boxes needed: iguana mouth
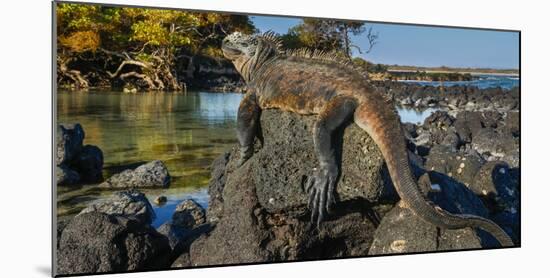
[221,45,242,59]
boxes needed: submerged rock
[57,212,170,275]
[99,160,171,188]
[79,190,156,225]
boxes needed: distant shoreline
[387,69,519,77]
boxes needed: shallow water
[396,107,438,124]
[57,91,240,226]
[56,90,437,227]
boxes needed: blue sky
[250,16,519,69]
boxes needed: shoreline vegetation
[56,3,518,93]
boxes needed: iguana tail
[354,101,514,247]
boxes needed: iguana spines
[226,31,364,76]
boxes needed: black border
[52,1,521,277]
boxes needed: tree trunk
[185,55,196,79]
[342,24,352,60]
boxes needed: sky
[250,15,519,69]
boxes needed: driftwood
[101,48,182,91]
[57,47,184,91]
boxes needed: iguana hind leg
[236,92,261,167]
[306,96,357,226]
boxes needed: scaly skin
[222,32,513,247]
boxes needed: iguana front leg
[306,96,357,226]
[236,91,261,167]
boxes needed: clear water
[57,91,241,226]
[56,90,437,227]
[396,107,438,124]
[397,74,519,90]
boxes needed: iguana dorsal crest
[258,31,363,74]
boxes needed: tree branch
[107,60,151,78]
[364,27,379,54]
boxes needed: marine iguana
[221,31,514,247]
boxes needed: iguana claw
[306,164,338,227]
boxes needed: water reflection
[197,92,241,123]
[57,91,242,220]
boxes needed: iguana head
[222,32,282,81]
[222,32,259,60]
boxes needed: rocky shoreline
[60,75,520,103]
[373,81,519,112]
[56,92,519,274]
[186,108,519,265]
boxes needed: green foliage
[57,4,101,33]
[352,57,369,68]
[127,9,196,47]
[56,2,256,90]
[57,4,103,52]
[371,63,388,73]
[389,70,473,81]
[57,3,254,56]
[280,18,368,58]
[59,31,100,52]
[352,57,388,73]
